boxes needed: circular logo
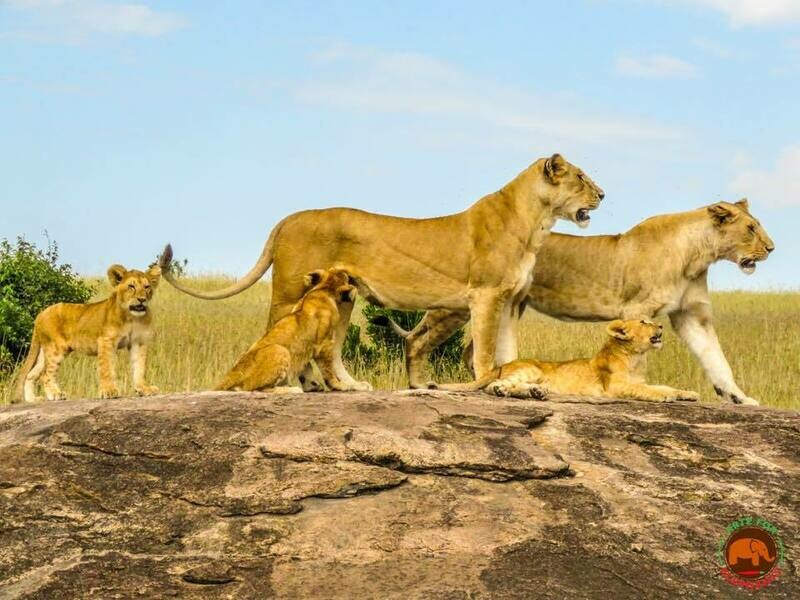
[718,517,785,590]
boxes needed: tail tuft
[158,244,174,272]
[369,315,391,327]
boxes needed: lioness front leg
[97,336,121,399]
[670,305,757,405]
[468,290,509,379]
[131,343,159,396]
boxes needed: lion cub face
[707,199,775,275]
[107,264,161,317]
[542,153,605,229]
[302,267,357,305]
[606,319,664,353]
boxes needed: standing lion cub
[215,267,371,393]
[440,319,700,402]
[13,264,162,403]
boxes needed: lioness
[439,319,700,402]
[215,267,366,393]
[392,199,774,404]
[160,154,604,388]
[13,264,162,402]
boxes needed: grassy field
[1,277,798,409]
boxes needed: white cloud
[2,0,187,37]
[296,42,685,144]
[730,145,800,207]
[673,0,800,26]
[614,54,699,79]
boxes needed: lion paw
[352,380,373,392]
[45,391,67,401]
[135,384,160,397]
[99,385,120,399]
[714,387,759,406]
[674,390,700,402]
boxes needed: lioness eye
[128,284,135,290]
[748,224,756,232]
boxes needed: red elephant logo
[723,526,779,579]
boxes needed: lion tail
[12,330,41,403]
[159,222,281,300]
[368,314,411,339]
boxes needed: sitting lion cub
[441,319,700,402]
[216,267,371,393]
[13,264,162,402]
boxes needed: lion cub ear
[146,264,162,287]
[107,264,127,286]
[734,197,750,211]
[606,320,631,341]
[708,203,736,226]
[544,153,567,183]
[303,269,326,290]
[338,285,357,304]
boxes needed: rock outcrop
[0,391,798,598]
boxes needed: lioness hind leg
[331,303,372,392]
[404,310,469,389]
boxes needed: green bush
[342,304,464,373]
[0,237,92,375]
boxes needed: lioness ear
[146,264,162,287]
[708,203,736,226]
[107,264,127,286]
[544,153,567,182]
[735,197,750,211]
[338,285,357,304]
[606,320,631,341]
[303,269,326,290]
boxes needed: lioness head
[606,319,664,353]
[108,264,161,317]
[707,199,775,275]
[303,267,357,304]
[540,153,604,228]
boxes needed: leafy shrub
[0,237,92,375]
[342,304,465,373]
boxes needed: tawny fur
[440,319,700,402]
[161,154,604,388]
[13,264,162,403]
[399,199,774,404]
[215,268,370,393]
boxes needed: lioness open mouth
[649,335,663,347]
[575,208,591,228]
[129,304,147,313]
[739,258,756,275]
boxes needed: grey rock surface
[0,391,797,598]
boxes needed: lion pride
[160,154,604,388]
[396,199,774,404]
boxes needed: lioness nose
[766,245,775,254]
[598,190,605,200]
[137,297,147,303]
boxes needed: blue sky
[1,0,799,290]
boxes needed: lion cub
[13,264,162,402]
[216,267,370,393]
[443,319,700,402]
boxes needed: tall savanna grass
[1,277,797,409]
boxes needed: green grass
[1,278,798,409]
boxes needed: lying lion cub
[440,319,700,402]
[216,267,371,393]
[13,264,162,402]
